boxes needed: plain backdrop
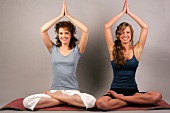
[0,0,170,106]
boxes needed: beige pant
[23,90,96,110]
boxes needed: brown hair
[113,22,134,67]
[54,21,78,49]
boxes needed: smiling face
[58,27,71,45]
[119,26,132,44]
[116,22,134,45]
[55,21,78,48]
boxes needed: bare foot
[43,91,55,98]
[53,91,63,97]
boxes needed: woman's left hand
[121,0,127,14]
[126,0,130,14]
[64,0,69,17]
[107,90,124,99]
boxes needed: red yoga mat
[1,98,170,111]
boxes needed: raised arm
[104,1,127,53]
[126,0,148,54]
[64,1,88,54]
[40,2,65,52]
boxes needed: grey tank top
[50,44,81,90]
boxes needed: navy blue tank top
[111,50,139,89]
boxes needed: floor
[0,110,170,113]
[0,101,170,113]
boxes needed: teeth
[123,38,128,40]
[62,38,67,41]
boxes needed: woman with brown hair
[96,0,162,110]
[22,1,96,110]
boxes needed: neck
[60,44,70,50]
[122,43,131,51]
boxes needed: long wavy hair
[113,22,134,67]
[54,21,78,49]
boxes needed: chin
[121,41,129,44]
[62,41,70,45]
[121,40,131,44]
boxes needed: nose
[122,33,126,37]
[62,33,66,37]
[123,32,128,37]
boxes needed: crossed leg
[96,91,162,110]
[23,90,95,110]
[23,91,65,110]
[34,97,64,109]
[108,91,162,105]
[35,91,86,109]
[96,96,128,110]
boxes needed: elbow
[40,27,47,34]
[83,27,89,33]
[40,27,44,34]
[104,24,107,29]
[145,24,148,29]
[143,24,148,29]
[104,24,109,29]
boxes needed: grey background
[0,0,170,111]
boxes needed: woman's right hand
[64,0,69,17]
[60,0,65,17]
[121,0,127,14]
[126,0,131,14]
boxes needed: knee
[23,96,33,109]
[23,95,40,110]
[96,99,109,110]
[23,94,49,110]
[80,93,96,109]
[151,92,162,104]
[85,95,96,108]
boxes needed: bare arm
[126,0,148,54]
[104,0,127,53]
[40,2,65,52]
[64,1,88,54]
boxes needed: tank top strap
[132,47,134,56]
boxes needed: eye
[65,31,71,34]
[59,32,63,35]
